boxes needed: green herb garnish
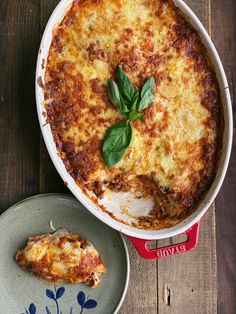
[102,65,155,168]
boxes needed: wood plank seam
[208,0,212,37]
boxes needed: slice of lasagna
[15,229,107,287]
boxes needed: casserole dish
[36,0,233,259]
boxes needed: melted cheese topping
[16,230,106,287]
[44,0,222,229]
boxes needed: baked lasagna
[16,229,107,287]
[42,0,222,229]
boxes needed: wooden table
[0,1,235,313]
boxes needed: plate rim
[0,193,130,314]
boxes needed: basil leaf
[137,77,155,111]
[131,92,139,112]
[102,120,132,168]
[107,79,129,113]
[120,94,130,113]
[129,111,144,121]
[117,65,138,105]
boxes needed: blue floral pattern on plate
[20,285,97,314]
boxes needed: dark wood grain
[216,131,236,314]
[210,1,236,313]
[0,0,40,212]
[39,137,68,193]
[157,206,217,314]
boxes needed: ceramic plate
[0,193,130,314]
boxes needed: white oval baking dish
[35,0,233,259]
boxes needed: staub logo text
[156,245,186,258]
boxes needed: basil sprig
[102,65,155,168]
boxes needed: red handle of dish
[127,221,200,259]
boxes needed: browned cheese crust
[43,0,223,229]
[16,230,107,287]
